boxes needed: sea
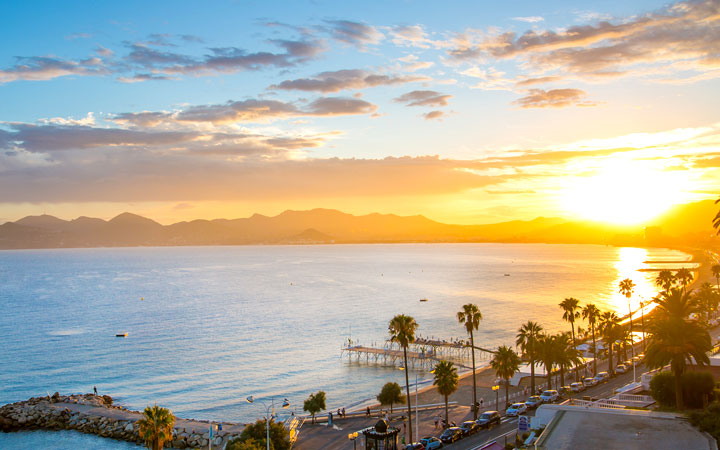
[0,243,695,448]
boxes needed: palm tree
[137,404,175,450]
[676,268,694,292]
[645,317,711,409]
[457,303,482,419]
[554,333,583,386]
[559,298,580,349]
[537,334,556,390]
[600,311,621,374]
[695,282,719,323]
[389,314,418,443]
[619,278,636,360]
[432,360,459,426]
[490,345,521,408]
[655,270,676,293]
[582,304,601,375]
[712,264,720,292]
[713,196,720,234]
[516,321,543,392]
[654,287,699,321]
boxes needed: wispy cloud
[269,69,428,93]
[321,20,384,47]
[513,88,598,108]
[394,90,452,107]
[512,16,544,23]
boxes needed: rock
[125,423,134,432]
[102,395,113,405]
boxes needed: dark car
[475,410,501,429]
[524,395,543,409]
[459,420,479,436]
[440,427,463,443]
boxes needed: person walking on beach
[366,406,370,417]
[434,416,439,429]
[342,407,345,418]
[93,386,97,395]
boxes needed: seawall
[0,393,244,448]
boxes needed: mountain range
[0,200,717,250]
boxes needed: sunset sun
[561,161,688,225]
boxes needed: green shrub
[689,402,720,444]
[226,418,289,450]
[650,371,715,408]
[650,372,676,407]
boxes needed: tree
[714,196,720,233]
[432,360,458,426]
[227,418,290,450]
[676,268,694,292]
[655,270,676,293]
[559,297,581,379]
[554,333,582,386]
[389,314,418,442]
[599,312,622,374]
[536,334,556,390]
[654,287,699,321]
[712,264,720,292]
[490,345,521,407]
[377,382,405,413]
[619,278,636,362]
[457,303,482,419]
[516,321,543,392]
[303,391,326,424]
[582,304,601,375]
[136,404,175,450]
[645,317,711,409]
[694,282,720,323]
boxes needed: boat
[419,298,429,302]
[116,332,128,337]
[504,274,511,276]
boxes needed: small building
[362,419,399,450]
[532,404,716,450]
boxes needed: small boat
[419,298,429,302]
[116,332,128,338]
[504,274,511,276]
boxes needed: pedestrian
[93,386,98,395]
[434,416,439,429]
[342,407,346,418]
[480,397,484,408]
[337,408,341,418]
[524,386,528,396]
[329,412,333,426]
[366,406,370,417]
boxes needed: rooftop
[534,405,716,450]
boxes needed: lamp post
[399,366,422,442]
[246,395,290,450]
[638,298,647,353]
[492,385,499,412]
[348,431,358,450]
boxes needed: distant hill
[0,201,717,250]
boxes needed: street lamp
[492,385,499,412]
[246,395,290,450]
[348,431,359,450]
[399,366,421,442]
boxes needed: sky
[1,0,719,225]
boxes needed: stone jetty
[0,393,245,448]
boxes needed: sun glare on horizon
[561,160,689,226]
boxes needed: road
[440,361,649,450]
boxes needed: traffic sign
[518,415,530,432]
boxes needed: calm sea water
[0,244,691,448]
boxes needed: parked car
[459,420,479,436]
[615,364,628,374]
[476,411,501,429]
[405,444,426,450]
[594,372,610,383]
[525,395,543,409]
[570,382,585,392]
[419,437,443,449]
[506,402,528,417]
[440,427,463,444]
[558,386,573,397]
[540,390,559,403]
[583,377,598,387]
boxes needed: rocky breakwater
[0,392,243,449]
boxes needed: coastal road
[439,361,651,450]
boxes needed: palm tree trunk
[505,379,510,407]
[591,325,597,376]
[390,403,393,413]
[546,362,552,390]
[640,310,645,353]
[560,368,565,387]
[674,368,684,409]
[403,345,413,443]
[444,395,449,427]
[470,330,478,420]
[607,344,613,374]
[530,357,536,392]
